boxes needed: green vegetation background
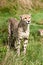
[0,0,43,65]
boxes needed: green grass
[0,11,43,65]
[32,11,43,23]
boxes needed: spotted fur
[8,14,31,56]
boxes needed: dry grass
[0,0,43,11]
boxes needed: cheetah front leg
[24,39,28,55]
[16,39,21,56]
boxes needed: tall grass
[0,1,43,64]
[0,11,43,65]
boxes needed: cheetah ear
[29,14,31,17]
[20,15,23,20]
[20,15,22,19]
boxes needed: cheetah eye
[29,16,30,18]
[25,17,27,19]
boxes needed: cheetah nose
[28,21,30,22]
